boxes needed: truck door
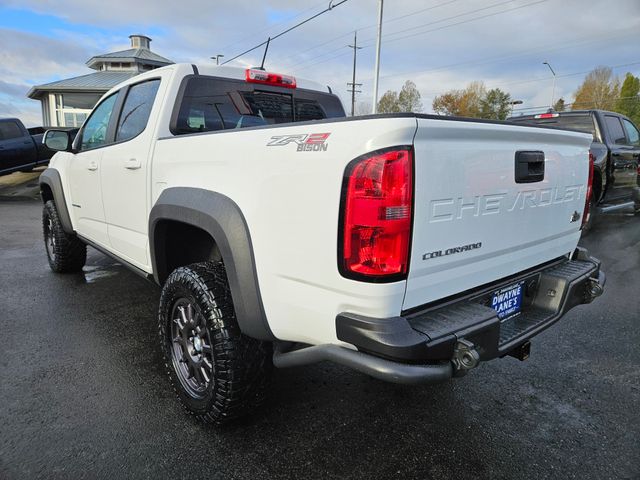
[100,78,162,269]
[621,117,640,184]
[0,120,35,173]
[604,114,639,199]
[66,92,119,245]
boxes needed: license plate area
[491,281,525,320]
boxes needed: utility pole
[347,31,363,117]
[371,0,384,114]
[543,61,556,109]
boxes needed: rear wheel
[158,261,271,424]
[42,200,86,272]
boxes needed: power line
[355,27,637,84]
[285,0,551,71]
[218,0,328,53]
[275,0,463,69]
[221,0,350,66]
[359,0,551,48]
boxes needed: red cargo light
[245,68,296,88]
[581,151,594,230]
[339,147,413,281]
[534,113,560,119]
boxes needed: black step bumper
[319,247,604,383]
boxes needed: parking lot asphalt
[0,191,638,479]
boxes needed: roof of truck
[509,109,621,120]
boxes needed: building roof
[86,48,174,69]
[27,71,138,99]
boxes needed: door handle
[124,158,141,170]
[87,160,98,171]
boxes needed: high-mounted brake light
[339,147,413,281]
[534,113,560,119]
[245,68,296,88]
[581,152,594,230]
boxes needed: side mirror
[43,129,74,152]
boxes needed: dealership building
[27,35,173,127]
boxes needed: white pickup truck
[40,63,605,424]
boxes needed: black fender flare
[149,187,274,341]
[39,168,74,234]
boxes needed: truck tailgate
[403,118,593,311]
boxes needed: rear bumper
[273,247,604,384]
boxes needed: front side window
[605,115,627,145]
[79,93,118,151]
[0,121,23,140]
[622,119,640,146]
[116,80,161,142]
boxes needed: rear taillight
[581,151,594,229]
[534,113,560,119]
[245,68,296,88]
[339,147,413,281]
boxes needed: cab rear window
[171,76,345,135]
[511,114,597,139]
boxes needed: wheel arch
[149,187,274,341]
[39,168,74,234]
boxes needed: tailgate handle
[515,151,545,183]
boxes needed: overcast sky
[1,0,639,125]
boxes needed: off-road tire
[158,261,272,425]
[42,200,86,273]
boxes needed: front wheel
[158,261,272,424]
[42,200,86,272]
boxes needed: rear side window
[605,115,627,144]
[622,119,640,146]
[116,80,160,142]
[0,121,23,140]
[172,76,344,135]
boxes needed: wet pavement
[0,189,638,479]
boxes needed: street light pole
[543,61,556,109]
[211,54,224,65]
[371,0,384,114]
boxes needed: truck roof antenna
[259,37,271,71]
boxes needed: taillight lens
[339,147,413,281]
[581,151,594,229]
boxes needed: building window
[52,93,98,127]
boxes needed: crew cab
[0,118,60,176]
[509,110,640,225]
[39,64,605,424]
